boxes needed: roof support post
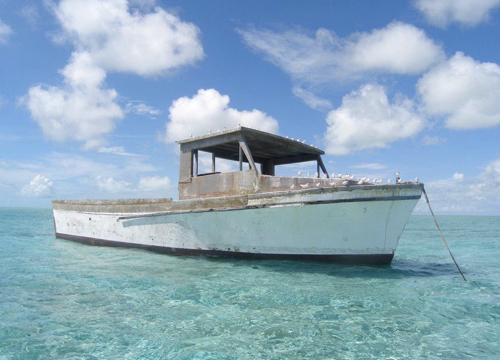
[193,150,198,177]
[212,153,216,173]
[238,136,257,174]
[239,144,243,171]
[317,155,329,178]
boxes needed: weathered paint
[53,185,422,263]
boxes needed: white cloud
[416,159,500,214]
[24,52,123,149]
[421,134,447,146]
[351,163,387,170]
[53,0,204,76]
[346,22,445,75]
[21,175,54,197]
[415,0,500,27]
[165,89,279,143]
[98,146,142,157]
[239,22,443,86]
[198,153,238,173]
[292,86,332,111]
[24,0,203,149]
[138,175,170,191]
[324,84,425,155]
[125,102,162,117]
[96,176,131,193]
[0,19,12,44]
[20,4,40,29]
[418,52,500,130]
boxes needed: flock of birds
[290,171,420,190]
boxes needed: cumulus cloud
[346,22,445,75]
[24,52,123,149]
[53,0,204,76]
[416,158,500,214]
[96,176,131,193]
[24,0,203,149]
[415,0,500,27]
[138,175,170,191]
[21,175,54,197]
[165,89,279,143]
[0,19,12,44]
[239,22,443,87]
[324,84,425,155]
[418,52,500,130]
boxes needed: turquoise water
[1,208,499,359]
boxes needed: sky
[1,0,500,215]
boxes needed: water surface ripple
[0,208,499,359]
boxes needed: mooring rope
[422,186,468,282]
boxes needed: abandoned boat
[53,126,423,264]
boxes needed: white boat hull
[53,185,422,264]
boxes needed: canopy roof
[177,126,324,164]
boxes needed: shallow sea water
[0,208,499,359]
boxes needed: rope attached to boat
[422,186,467,282]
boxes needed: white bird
[291,183,295,189]
[314,172,319,178]
[395,172,400,177]
[302,140,306,144]
[357,179,363,185]
[387,179,392,184]
[291,138,294,140]
[217,129,220,133]
[316,182,321,187]
[209,129,212,134]
[415,177,419,183]
[300,183,309,189]
[329,181,336,186]
[396,178,402,184]
[307,171,311,177]
[322,173,328,179]
[297,171,302,177]
[286,136,289,139]
[342,180,349,186]
[297,138,300,142]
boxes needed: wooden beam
[193,150,199,177]
[239,145,243,171]
[317,155,329,178]
[239,135,257,174]
[180,132,241,151]
[273,154,319,166]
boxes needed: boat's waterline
[53,185,422,264]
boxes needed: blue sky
[1,0,500,214]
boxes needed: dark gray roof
[177,126,324,164]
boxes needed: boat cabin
[177,126,329,200]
